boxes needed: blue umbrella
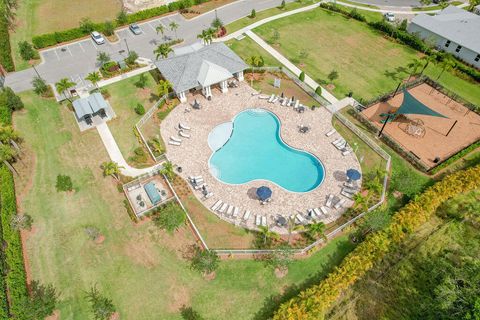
[346,169,361,181]
[256,186,272,201]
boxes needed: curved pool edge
[207,108,326,194]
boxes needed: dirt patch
[123,0,174,12]
[45,310,60,320]
[326,84,336,91]
[20,226,37,285]
[95,234,106,244]
[110,311,120,320]
[203,271,216,281]
[274,267,288,278]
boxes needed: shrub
[134,73,148,88]
[250,9,256,18]
[180,306,206,320]
[153,201,186,233]
[134,103,145,115]
[20,281,58,320]
[189,245,220,275]
[328,70,339,82]
[85,285,116,320]
[125,51,139,66]
[1,87,24,111]
[116,10,128,25]
[103,21,115,36]
[55,174,73,192]
[129,146,148,164]
[18,41,39,61]
[0,13,14,71]
[32,76,49,96]
[299,71,305,82]
[315,86,322,95]
[79,17,95,33]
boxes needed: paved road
[5,0,299,92]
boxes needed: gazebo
[154,42,248,102]
[72,92,108,125]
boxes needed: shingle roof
[72,92,107,119]
[410,6,480,53]
[154,43,248,93]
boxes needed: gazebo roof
[72,92,107,119]
[396,89,448,118]
[197,60,233,88]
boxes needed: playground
[362,82,480,169]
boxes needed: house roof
[410,6,480,53]
[154,42,248,93]
[72,92,107,119]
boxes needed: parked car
[91,31,105,45]
[384,12,395,22]
[129,23,142,35]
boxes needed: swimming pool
[208,109,325,193]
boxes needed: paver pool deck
[160,83,361,234]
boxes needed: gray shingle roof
[410,6,480,53]
[72,92,107,119]
[154,43,248,93]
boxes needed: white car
[384,12,395,22]
[91,31,105,45]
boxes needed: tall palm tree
[156,24,165,40]
[169,21,179,39]
[97,51,110,67]
[101,161,123,181]
[55,78,76,102]
[161,161,175,181]
[436,55,456,81]
[85,71,101,89]
[154,43,173,60]
[258,225,280,248]
[197,30,208,45]
[306,222,327,241]
[406,59,422,81]
[420,53,438,75]
[286,216,303,245]
[157,79,172,103]
[246,55,263,87]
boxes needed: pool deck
[160,83,361,234]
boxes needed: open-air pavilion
[154,42,248,102]
[72,92,115,131]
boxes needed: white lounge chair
[281,98,288,106]
[261,216,267,227]
[267,94,275,103]
[189,175,202,181]
[308,208,319,219]
[179,130,190,138]
[219,203,228,213]
[293,100,300,109]
[255,215,261,226]
[320,206,329,215]
[243,210,251,221]
[325,129,336,137]
[343,187,358,194]
[170,136,181,143]
[179,123,190,130]
[334,198,347,209]
[342,149,352,156]
[168,140,181,146]
[192,178,204,185]
[341,190,354,199]
[271,96,279,103]
[335,141,347,150]
[227,205,234,216]
[296,214,305,224]
[332,138,343,146]
[233,207,239,218]
[313,208,322,218]
[344,181,358,189]
[194,183,206,190]
[326,194,334,208]
[211,200,222,211]
[204,192,213,199]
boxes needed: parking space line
[54,50,60,60]
[66,46,73,56]
[90,40,99,50]
[78,42,85,52]
[148,22,156,32]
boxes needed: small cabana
[72,92,108,125]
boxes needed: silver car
[91,31,105,45]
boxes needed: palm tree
[211,17,223,31]
[101,161,123,181]
[420,53,438,75]
[0,125,20,144]
[85,71,101,89]
[353,193,370,212]
[306,222,327,241]
[157,79,172,103]
[154,43,173,60]
[468,0,480,11]
[286,216,303,245]
[246,55,263,87]
[258,225,280,248]
[169,21,179,39]
[160,161,175,181]
[156,24,165,40]
[97,51,110,67]
[406,59,422,81]
[436,55,456,81]
[0,143,17,164]
[197,29,214,45]
[55,78,76,101]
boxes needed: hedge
[273,165,480,319]
[0,6,14,72]
[32,0,212,48]
[430,140,480,174]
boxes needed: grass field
[251,7,480,104]
[227,37,280,67]
[10,0,121,70]
[13,91,357,319]
[412,1,463,11]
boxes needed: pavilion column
[236,71,244,81]
[220,80,228,93]
[177,91,187,103]
[202,86,212,99]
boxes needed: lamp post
[378,113,393,137]
[32,64,41,78]
[124,38,130,54]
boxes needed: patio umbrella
[277,216,287,226]
[256,186,272,201]
[346,169,361,181]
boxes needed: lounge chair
[189,175,202,181]
[267,94,275,103]
[325,129,336,137]
[341,190,354,199]
[192,178,204,185]
[293,100,300,109]
[227,205,234,216]
[194,183,206,190]
[281,98,288,106]
[308,208,319,219]
[219,203,228,213]
[258,94,270,99]
[170,136,181,143]
[204,192,213,199]
[344,181,358,189]
[179,123,190,130]
[261,216,267,227]
[320,206,329,215]
[233,207,239,218]
[343,187,358,194]
[296,214,305,224]
[211,200,222,211]
[255,215,261,226]
[335,141,347,150]
[179,130,190,138]
[168,140,181,146]
[342,149,352,156]
[332,138,343,146]
[243,210,251,221]
[272,96,279,103]
[326,194,334,207]
[313,208,322,218]
[334,198,346,209]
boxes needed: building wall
[408,23,480,69]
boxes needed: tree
[153,201,186,233]
[135,73,148,89]
[328,70,339,82]
[55,174,73,192]
[399,19,408,31]
[299,71,305,82]
[103,20,115,36]
[125,50,138,65]
[85,71,101,89]
[1,87,24,111]
[3,0,19,28]
[407,59,422,81]
[10,213,33,231]
[250,9,256,18]
[101,161,122,181]
[20,281,58,320]
[157,79,172,102]
[353,193,370,212]
[31,76,49,96]
[246,55,264,87]
[420,52,438,74]
[161,161,175,180]
[468,0,480,11]
[154,43,173,60]
[286,216,303,245]
[189,245,220,275]
[305,222,327,241]
[116,10,128,25]
[96,51,110,67]
[257,225,280,248]
[315,86,322,96]
[271,29,280,43]
[156,24,165,39]
[299,49,309,61]
[180,305,205,320]
[54,78,76,102]
[264,245,294,275]
[134,103,145,115]
[436,55,456,81]
[85,285,116,320]
[79,17,95,33]
[18,41,38,61]
[197,28,215,45]
[211,17,223,30]
[169,21,180,38]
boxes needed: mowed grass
[252,8,480,104]
[13,91,356,319]
[227,37,280,67]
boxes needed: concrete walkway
[96,122,161,177]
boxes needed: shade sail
[396,89,448,119]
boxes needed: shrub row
[32,0,212,48]
[319,3,366,22]
[429,140,480,174]
[0,5,14,72]
[273,165,480,320]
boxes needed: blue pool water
[209,109,324,192]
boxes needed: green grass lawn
[227,37,280,67]
[104,72,158,166]
[13,91,356,319]
[251,7,480,105]
[412,1,463,11]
